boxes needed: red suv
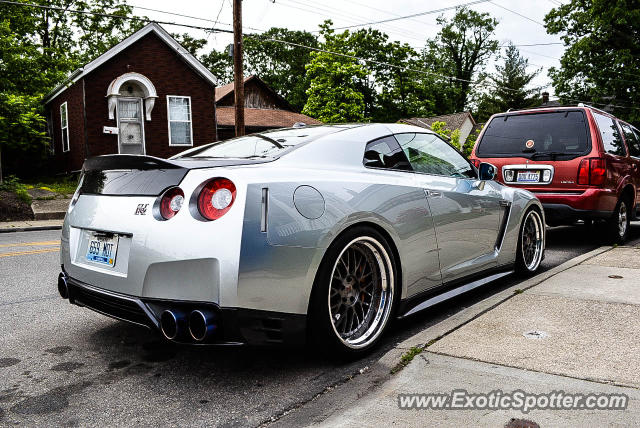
[470,105,640,243]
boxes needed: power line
[276,0,429,42]
[332,0,493,30]
[6,0,639,109]
[499,42,562,47]
[342,0,439,29]
[487,1,545,26]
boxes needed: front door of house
[117,98,145,155]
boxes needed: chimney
[542,92,550,104]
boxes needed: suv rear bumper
[542,204,611,224]
[534,188,617,224]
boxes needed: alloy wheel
[521,210,544,272]
[618,201,628,238]
[328,237,394,349]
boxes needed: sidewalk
[0,219,63,233]
[288,246,640,427]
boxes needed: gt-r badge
[525,139,535,149]
[135,203,149,215]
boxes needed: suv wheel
[608,197,630,244]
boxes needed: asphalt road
[1,223,639,427]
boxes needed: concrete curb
[0,225,63,233]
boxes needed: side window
[395,133,476,178]
[593,113,626,156]
[363,136,411,171]
[60,102,69,152]
[620,123,640,158]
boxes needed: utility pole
[233,0,245,137]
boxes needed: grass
[513,288,524,295]
[390,346,424,374]
[24,175,78,197]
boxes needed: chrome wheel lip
[521,210,544,272]
[328,236,394,349]
[618,201,628,238]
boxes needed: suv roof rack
[577,103,611,116]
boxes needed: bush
[0,175,32,205]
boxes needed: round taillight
[159,187,184,220]
[197,178,236,221]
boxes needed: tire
[308,226,398,357]
[515,208,545,275]
[607,197,630,244]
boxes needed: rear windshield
[477,111,590,158]
[177,126,340,159]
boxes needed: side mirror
[478,162,497,181]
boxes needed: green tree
[0,94,46,183]
[305,21,436,122]
[476,43,541,121]
[172,33,207,56]
[244,28,318,112]
[302,24,367,123]
[201,28,318,111]
[200,47,234,85]
[426,7,499,112]
[545,0,640,124]
[431,121,461,149]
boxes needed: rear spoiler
[82,154,183,171]
[80,155,187,196]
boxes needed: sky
[128,0,567,98]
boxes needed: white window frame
[60,102,70,152]
[166,95,193,147]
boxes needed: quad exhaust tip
[58,273,69,299]
[188,310,217,342]
[160,310,186,340]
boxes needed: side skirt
[397,267,514,318]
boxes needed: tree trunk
[0,145,3,185]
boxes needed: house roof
[400,111,476,130]
[216,107,321,129]
[215,75,294,111]
[43,23,217,104]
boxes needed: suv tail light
[590,158,606,185]
[577,158,606,186]
[197,178,236,221]
[158,187,184,220]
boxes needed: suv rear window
[476,111,590,158]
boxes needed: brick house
[215,75,321,140]
[43,23,218,173]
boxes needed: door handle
[424,189,442,198]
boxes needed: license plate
[86,233,119,267]
[517,171,540,183]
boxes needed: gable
[215,75,293,111]
[43,23,215,104]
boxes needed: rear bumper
[541,204,611,224]
[61,270,307,346]
[534,188,617,223]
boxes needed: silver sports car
[58,123,545,355]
